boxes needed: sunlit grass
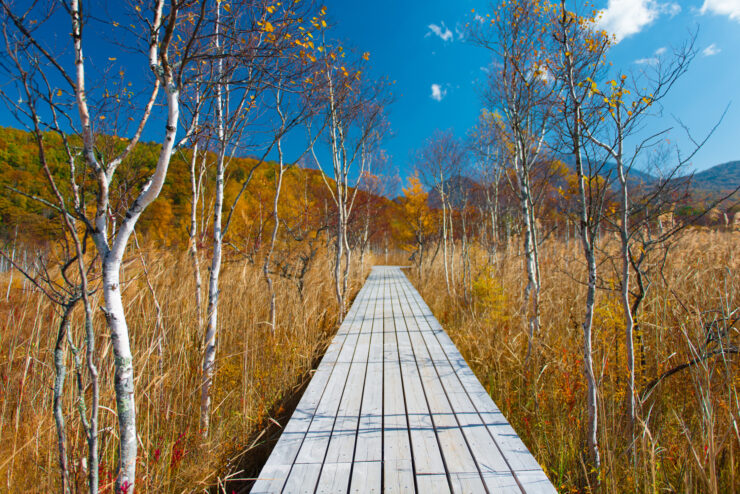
[0,247,365,492]
[410,229,739,493]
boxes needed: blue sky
[1,1,737,185]
[317,0,740,181]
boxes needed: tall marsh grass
[0,247,363,492]
[410,229,739,493]
[1,230,737,493]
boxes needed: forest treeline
[1,124,736,252]
[0,125,395,249]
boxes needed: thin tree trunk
[518,165,540,361]
[201,2,225,438]
[53,305,72,494]
[568,75,601,472]
[615,124,636,427]
[360,200,370,270]
[342,225,351,304]
[82,292,99,494]
[5,226,17,301]
[582,238,601,473]
[264,89,286,331]
[441,193,451,295]
[449,206,457,287]
[461,208,471,303]
[334,206,345,318]
[188,128,204,340]
[201,147,224,437]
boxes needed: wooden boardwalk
[252,266,556,493]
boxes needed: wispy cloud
[426,22,453,42]
[455,23,465,41]
[700,0,740,21]
[634,46,666,65]
[702,43,721,56]
[430,84,447,102]
[597,0,681,42]
[661,3,682,17]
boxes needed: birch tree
[0,1,205,490]
[310,43,388,318]
[0,24,106,489]
[181,84,209,340]
[199,0,324,436]
[470,110,507,262]
[417,129,466,296]
[469,0,554,358]
[550,2,611,473]
[263,71,321,331]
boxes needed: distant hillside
[560,156,739,202]
[687,161,740,192]
[557,155,655,189]
[0,125,398,247]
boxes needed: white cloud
[661,3,682,17]
[455,24,465,41]
[634,46,665,65]
[700,0,740,21]
[430,84,447,102]
[702,43,721,56]
[597,1,681,42]
[426,22,453,42]
[634,57,659,65]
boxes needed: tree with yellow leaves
[468,0,555,362]
[400,172,437,281]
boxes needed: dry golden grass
[1,230,737,493]
[0,247,365,492]
[409,229,739,493]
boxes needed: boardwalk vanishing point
[252,266,557,493]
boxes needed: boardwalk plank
[349,461,382,493]
[315,462,352,494]
[382,274,415,492]
[282,463,322,494]
[322,277,378,466]
[388,278,447,479]
[353,303,383,464]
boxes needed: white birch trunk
[201,3,225,436]
[188,112,203,338]
[53,308,71,494]
[82,294,99,494]
[441,188,451,295]
[334,206,346,317]
[615,127,636,426]
[264,89,287,331]
[515,154,540,360]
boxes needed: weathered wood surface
[252,266,556,493]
